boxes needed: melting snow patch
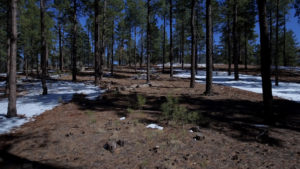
[0,80,104,135]
[120,117,126,121]
[175,70,300,103]
[146,124,163,130]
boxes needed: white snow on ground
[0,79,104,134]
[272,66,300,72]
[146,124,164,130]
[120,117,126,121]
[175,70,300,103]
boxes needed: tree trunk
[190,0,196,88]
[283,11,287,66]
[275,0,279,86]
[94,0,100,85]
[59,24,63,71]
[140,30,144,68]
[146,0,151,83]
[40,0,48,95]
[169,0,173,78]
[72,0,77,82]
[204,0,213,95]
[227,5,232,76]
[244,31,248,71]
[195,9,199,75]
[181,20,184,70]
[163,15,166,73]
[5,1,11,96]
[134,27,137,72]
[233,0,239,80]
[269,6,273,65]
[257,0,273,118]
[111,19,114,75]
[100,0,106,79]
[7,0,18,117]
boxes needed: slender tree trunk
[257,0,273,118]
[59,24,63,71]
[283,11,287,66]
[7,0,17,117]
[140,30,144,68]
[190,0,196,88]
[244,31,248,71]
[233,0,239,80]
[163,15,166,73]
[275,0,279,86]
[146,0,151,83]
[269,6,273,65]
[5,1,11,96]
[40,0,48,95]
[227,8,232,76]
[195,9,199,75]
[134,27,137,72]
[204,0,213,95]
[72,0,77,82]
[111,19,114,75]
[94,0,100,85]
[181,21,184,70]
[100,0,106,79]
[169,0,173,78]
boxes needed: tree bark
[5,1,11,96]
[244,31,248,71]
[233,0,239,80]
[181,20,184,70]
[227,5,232,76]
[190,0,196,88]
[204,0,213,95]
[111,19,114,76]
[100,0,106,80]
[59,24,63,71]
[163,15,166,73]
[7,0,18,117]
[169,0,173,78]
[40,0,48,95]
[275,0,279,86]
[283,11,287,66]
[140,30,144,68]
[146,0,151,83]
[72,0,77,82]
[94,0,100,85]
[257,0,273,118]
[134,27,137,72]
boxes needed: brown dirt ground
[0,66,300,169]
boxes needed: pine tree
[7,0,17,117]
[204,0,213,95]
[257,0,273,118]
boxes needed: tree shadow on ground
[70,90,300,147]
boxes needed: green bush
[161,96,205,124]
[136,94,146,109]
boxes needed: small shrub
[160,96,207,125]
[136,94,146,109]
[127,108,135,114]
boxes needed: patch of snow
[0,80,104,135]
[120,117,126,120]
[146,124,164,130]
[0,73,6,77]
[252,124,269,128]
[189,130,194,133]
[175,70,300,103]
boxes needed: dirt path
[0,67,300,169]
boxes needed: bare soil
[0,66,300,169]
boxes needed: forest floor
[0,66,300,169]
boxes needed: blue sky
[79,8,300,46]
